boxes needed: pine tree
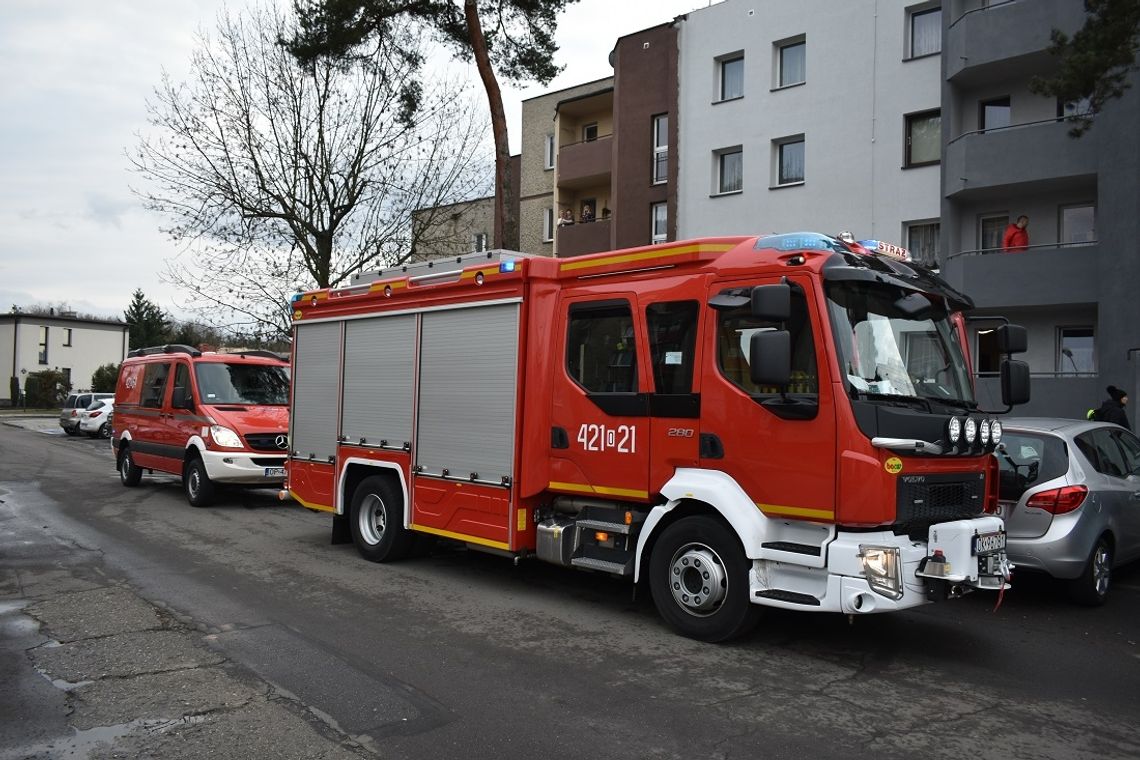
[123,289,170,350]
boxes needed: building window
[773,136,805,186]
[1058,327,1095,375]
[543,134,555,170]
[472,232,487,252]
[908,6,942,58]
[775,38,806,88]
[582,123,598,142]
[906,221,940,266]
[63,328,73,347]
[979,97,1011,131]
[38,326,48,365]
[1060,204,1096,245]
[905,109,940,167]
[715,148,743,194]
[652,114,668,185]
[718,54,744,101]
[543,207,554,243]
[651,202,667,244]
[978,214,1008,251]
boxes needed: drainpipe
[1127,348,1140,430]
[10,314,19,405]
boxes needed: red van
[113,345,290,506]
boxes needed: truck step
[754,589,822,606]
[760,541,821,556]
[575,519,630,535]
[571,557,632,576]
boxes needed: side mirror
[1000,359,1031,406]
[172,387,194,410]
[751,284,791,322]
[997,324,1027,355]
[749,330,791,387]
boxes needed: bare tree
[131,3,492,336]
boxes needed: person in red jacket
[1002,215,1029,252]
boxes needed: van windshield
[195,363,290,406]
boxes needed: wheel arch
[339,458,409,524]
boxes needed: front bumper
[199,448,286,485]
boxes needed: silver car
[996,418,1140,605]
[59,392,113,436]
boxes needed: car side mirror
[997,324,1027,355]
[1000,359,1030,406]
[751,284,791,322]
[749,330,791,387]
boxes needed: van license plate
[264,467,285,478]
[972,531,1006,555]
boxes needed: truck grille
[896,472,987,532]
[245,432,289,452]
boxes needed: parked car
[996,418,1140,605]
[59,392,113,436]
[77,399,114,439]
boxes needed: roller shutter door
[341,315,416,446]
[291,322,342,461]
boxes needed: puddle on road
[12,716,207,759]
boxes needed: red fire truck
[285,233,1029,641]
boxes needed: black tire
[1069,537,1112,606]
[63,426,78,437]
[118,447,142,487]
[183,457,216,508]
[99,422,111,439]
[649,515,761,642]
[349,475,413,562]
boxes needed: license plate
[264,467,285,478]
[972,531,1006,555]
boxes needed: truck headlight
[858,545,903,600]
[209,425,243,449]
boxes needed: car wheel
[99,422,111,439]
[649,515,761,642]
[1069,537,1113,606]
[349,475,413,563]
[184,457,216,508]
[63,426,78,437]
[118,448,142,487]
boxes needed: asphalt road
[2,419,1139,760]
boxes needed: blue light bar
[499,259,518,273]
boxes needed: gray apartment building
[938,0,1140,425]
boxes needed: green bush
[25,369,71,408]
[91,363,120,393]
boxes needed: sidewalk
[0,485,370,759]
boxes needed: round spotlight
[990,420,1003,445]
[979,419,991,445]
[947,417,962,444]
[964,418,978,444]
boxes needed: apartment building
[938,0,1139,422]
[1,310,129,404]
[675,0,944,264]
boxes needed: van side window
[567,301,638,393]
[140,362,172,409]
[646,301,699,394]
[716,287,817,396]
[172,364,192,408]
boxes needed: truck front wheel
[649,516,760,642]
[350,476,413,562]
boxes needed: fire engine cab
[286,233,1029,641]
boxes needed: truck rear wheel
[649,516,760,642]
[350,476,413,562]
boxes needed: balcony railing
[557,217,612,258]
[940,241,1100,309]
[946,239,1098,261]
[558,134,613,189]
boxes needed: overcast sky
[0,0,711,322]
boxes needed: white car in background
[77,399,114,439]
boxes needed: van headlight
[209,425,243,448]
[858,545,903,600]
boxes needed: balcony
[941,242,1100,309]
[556,218,612,258]
[557,135,613,190]
[946,0,1086,85]
[944,119,1096,200]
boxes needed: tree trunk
[464,1,515,250]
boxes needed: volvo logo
[275,434,288,450]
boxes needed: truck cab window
[716,287,817,396]
[567,302,638,393]
[646,301,699,393]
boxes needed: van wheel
[349,476,413,562]
[184,457,216,508]
[649,516,761,642]
[118,448,142,487]
[1069,537,1112,606]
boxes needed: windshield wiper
[849,390,932,413]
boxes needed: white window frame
[542,207,554,243]
[904,219,940,267]
[472,232,487,252]
[978,212,1009,252]
[582,123,598,142]
[716,53,744,102]
[1059,203,1096,246]
[714,147,743,195]
[906,3,942,59]
[774,36,806,89]
[543,134,555,170]
[652,114,668,185]
[651,202,667,244]
[904,109,941,167]
[772,135,805,187]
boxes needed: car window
[1112,430,1140,476]
[1082,429,1130,478]
[140,362,172,409]
[85,400,105,411]
[996,431,1068,501]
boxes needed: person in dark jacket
[1094,385,1130,430]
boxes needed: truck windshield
[826,281,975,407]
[195,363,290,406]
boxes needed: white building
[675,0,944,264]
[0,311,129,404]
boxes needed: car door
[1108,429,1140,562]
[133,361,176,473]
[1077,429,1134,564]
